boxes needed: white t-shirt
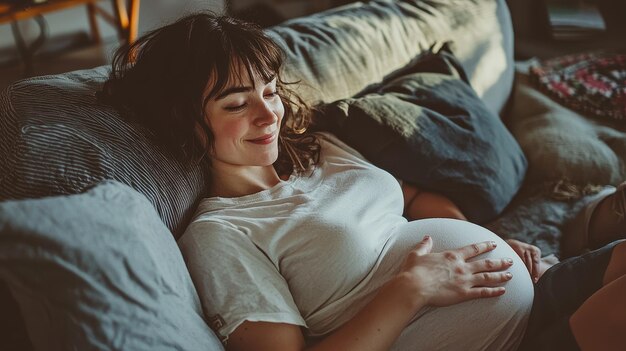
[178,133,533,350]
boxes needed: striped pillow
[0,66,208,237]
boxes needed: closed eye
[224,104,246,112]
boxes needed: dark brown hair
[98,12,319,176]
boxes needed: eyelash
[224,91,279,112]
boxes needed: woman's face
[203,69,284,171]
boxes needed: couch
[1,0,625,349]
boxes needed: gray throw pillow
[0,181,223,351]
[316,49,527,223]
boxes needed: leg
[587,183,626,250]
[127,0,140,43]
[562,182,626,257]
[603,239,626,285]
[569,241,626,351]
[569,275,626,351]
[520,241,623,351]
[86,2,101,44]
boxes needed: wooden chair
[0,0,140,74]
[0,0,140,43]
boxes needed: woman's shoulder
[178,214,247,253]
[313,131,369,162]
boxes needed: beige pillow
[505,72,626,187]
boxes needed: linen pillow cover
[315,47,527,223]
[0,181,223,351]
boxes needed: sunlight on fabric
[472,37,508,102]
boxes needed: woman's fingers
[531,248,541,282]
[456,240,498,260]
[464,286,507,300]
[402,238,516,306]
[468,258,514,272]
[413,235,433,256]
[524,250,533,278]
[472,271,513,287]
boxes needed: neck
[209,164,282,198]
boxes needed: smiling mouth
[247,132,277,145]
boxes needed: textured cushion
[529,52,626,121]
[506,72,626,186]
[269,0,514,115]
[0,67,208,237]
[315,49,527,223]
[0,181,223,351]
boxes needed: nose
[253,100,279,126]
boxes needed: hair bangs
[204,24,283,103]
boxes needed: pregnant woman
[98,12,626,351]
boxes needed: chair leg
[86,2,101,44]
[112,0,129,42]
[110,0,139,44]
[126,0,139,43]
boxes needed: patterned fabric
[530,52,626,120]
[0,67,209,237]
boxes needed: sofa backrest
[270,0,514,115]
[0,0,514,236]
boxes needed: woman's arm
[401,182,466,221]
[226,238,513,351]
[227,276,423,351]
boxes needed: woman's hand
[397,236,514,308]
[505,239,541,283]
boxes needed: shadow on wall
[506,0,626,59]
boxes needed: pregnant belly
[384,219,534,351]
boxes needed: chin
[267,153,279,166]
[257,152,279,166]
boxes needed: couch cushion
[269,0,514,115]
[0,67,208,237]
[506,72,626,186]
[315,48,527,223]
[0,181,223,351]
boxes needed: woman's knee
[603,240,626,285]
[570,274,626,350]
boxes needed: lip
[247,132,277,145]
